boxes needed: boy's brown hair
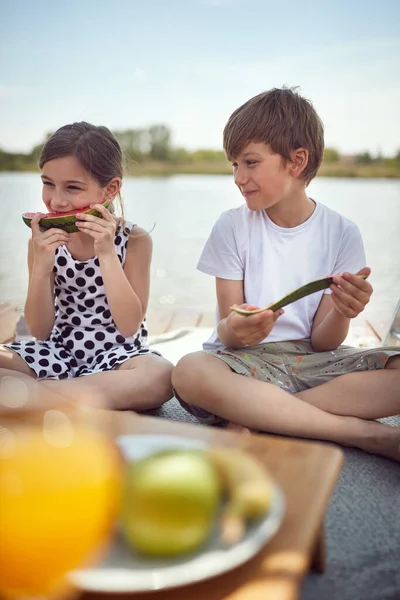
[223,87,324,185]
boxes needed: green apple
[121,449,221,557]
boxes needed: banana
[204,447,274,546]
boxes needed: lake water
[0,173,399,338]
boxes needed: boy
[172,87,400,462]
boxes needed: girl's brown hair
[223,87,324,185]
[39,122,124,216]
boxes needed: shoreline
[1,163,400,179]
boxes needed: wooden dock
[0,303,216,344]
[0,303,20,344]
[145,307,215,336]
[0,302,397,348]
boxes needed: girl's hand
[75,203,117,256]
[31,214,70,273]
[330,267,373,318]
[226,303,284,346]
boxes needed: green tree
[148,125,171,161]
[323,148,340,163]
[113,129,147,162]
[192,149,226,163]
[356,151,373,164]
[169,147,193,164]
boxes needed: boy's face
[231,142,296,211]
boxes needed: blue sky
[1,0,399,155]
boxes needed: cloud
[198,0,238,5]
[132,68,148,83]
[0,85,26,99]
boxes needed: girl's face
[41,156,107,214]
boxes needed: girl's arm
[216,278,282,349]
[99,227,152,338]
[24,239,56,340]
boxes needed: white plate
[69,434,285,593]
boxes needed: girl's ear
[105,177,122,200]
[290,148,309,178]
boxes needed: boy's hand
[226,304,284,346]
[31,214,70,274]
[330,267,373,318]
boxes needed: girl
[0,122,173,410]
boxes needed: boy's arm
[311,294,350,351]
[311,267,372,351]
[216,279,246,348]
[216,278,283,349]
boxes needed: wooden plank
[0,303,19,344]
[383,299,400,346]
[0,307,215,344]
[365,320,382,343]
[146,310,215,335]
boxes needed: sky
[1,0,399,156]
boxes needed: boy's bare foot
[359,421,400,463]
[374,431,400,463]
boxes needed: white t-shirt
[198,201,366,349]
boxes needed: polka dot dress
[6,222,161,380]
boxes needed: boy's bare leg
[42,355,173,411]
[172,352,400,462]
[295,354,400,419]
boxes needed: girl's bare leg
[0,346,173,412]
[42,355,173,411]
[172,352,400,462]
[0,346,36,377]
[0,366,75,415]
[0,349,41,408]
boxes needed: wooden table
[80,413,343,600]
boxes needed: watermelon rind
[22,198,112,233]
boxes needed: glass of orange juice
[0,376,122,599]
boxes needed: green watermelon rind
[22,198,112,233]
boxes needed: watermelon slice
[231,274,369,316]
[22,198,112,233]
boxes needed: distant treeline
[1,124,400,178]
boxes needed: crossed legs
[0,346,173,411]
[172,352,400,462]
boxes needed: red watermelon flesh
[23,205,89,219]
[22,198,112,233]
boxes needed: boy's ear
[290,148,308,177]
[105,177,122,200]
